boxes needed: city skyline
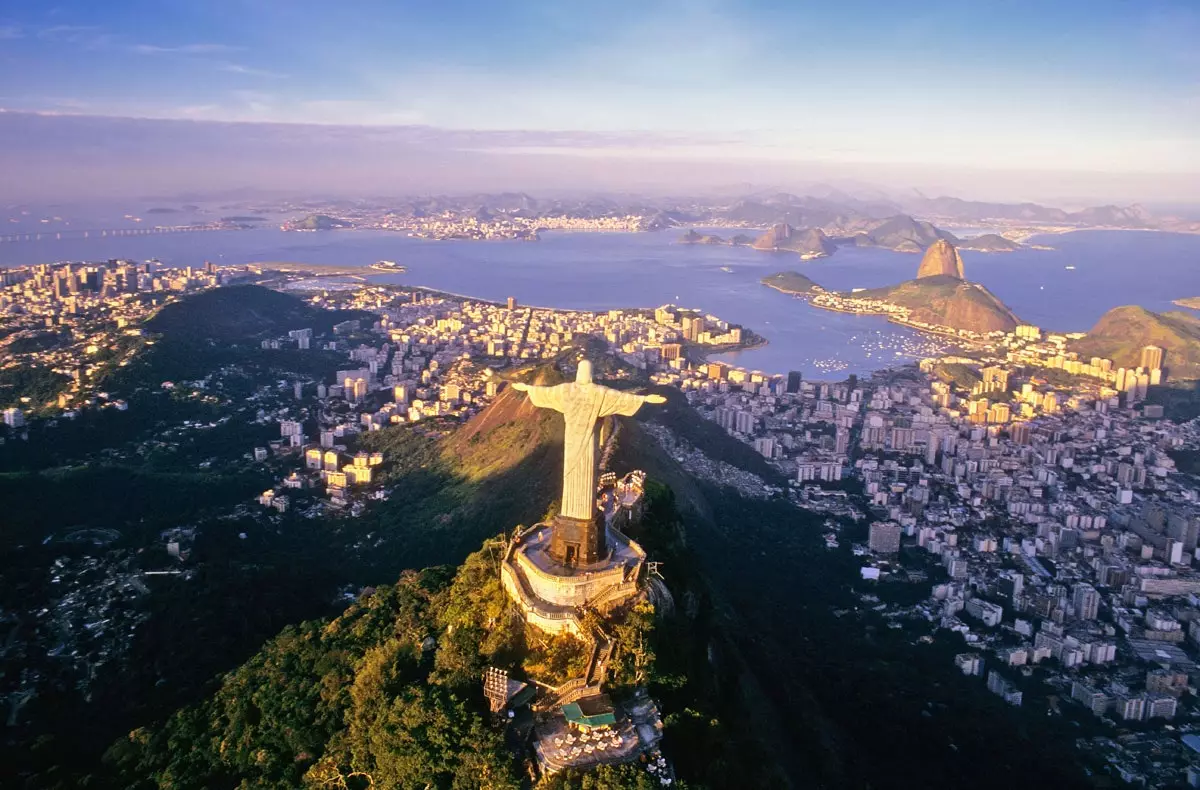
[1,0,1198,202]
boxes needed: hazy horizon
[1,0,1198,205]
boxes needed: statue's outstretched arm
[512,381,566,411]
[599,389,666,417]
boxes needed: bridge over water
[0,225,227,243]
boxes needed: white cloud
[36,24,116,49]
[218,62,287,79]
[132,42,240,55]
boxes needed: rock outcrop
[752,224,835,258]
[916,239,965,279]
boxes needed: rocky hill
[904,195,1071,223]
[853,276,1020,334]
[1070,204,1153,227]
[836,214,958,253]
[751,224,835,258]
[956,233,1021,252]
[1073,306,1200,380]
[679,229,755,246]
[916,239,966,279]
[289,213,353,230]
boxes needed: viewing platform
[502,521,645,637]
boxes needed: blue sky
[0,0,1198,199]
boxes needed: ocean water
[2,226,1199,379]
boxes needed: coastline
[762,282,819,298]
[397,283,775,362]
[758,277,985,344]
[689,335,770,361]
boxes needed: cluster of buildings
[631,313,1200,786]
[9,255,1200,784]
[845,347,1200,785]
[282,208,656,240]
[0,259,232,420]
[999,323,1166,401]
[650,360,860,503]
[809,288,997,341]
[240,290,756,515]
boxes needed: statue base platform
[548,514,605,567]
[501,522,645,637]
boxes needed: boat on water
[1065,265,1076,270]
[720,266,733,272]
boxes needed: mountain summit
[916,239,966,280]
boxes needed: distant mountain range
[684,215,1021,260]
[295,190,1190,234]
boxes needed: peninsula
[795,239,1022,336]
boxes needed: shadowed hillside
[101,286,366,393]
[145,284,368,341]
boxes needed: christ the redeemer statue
[513,360,664,566]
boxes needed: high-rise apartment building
[1141,345,1164,371]
[1072,583,1100,620]
[869,521,902,554]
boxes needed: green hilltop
[1073,305,1200,380]
[145,284,366,341]
[292,213,353,230]
[105,286,371,393]
[956,233,1021,252]
[761,270,824,295]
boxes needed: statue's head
[576,359,593,384]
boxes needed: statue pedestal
[548,514,606,567]
[501,522,645,636]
